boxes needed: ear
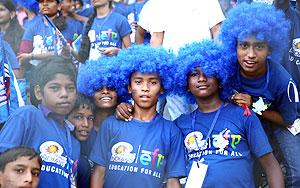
[127,85,132,94]
[34,85,43,101]
[160,87,164,95]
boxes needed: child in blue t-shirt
[89,45,186,188]
[0,57,80,188]
[173,40,284,188]
[220,2,300,187]
[67,93,96,188]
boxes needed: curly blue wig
[219,2,290,63]
[14,0,39,13]
[77,56,122,97]
[173,40,235,104]
[115,45,176,102]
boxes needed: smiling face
[0,156,41,188]
[35,73,77,116]
[128,72,163,110]
[93,86,118,109]
[68,105,94,141]
[188,67,219,101]
[237,36,270,78]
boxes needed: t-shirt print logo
[111,142,136,163]
[292,38,300,58]
[184,131,208,152]
[39,141,68,168]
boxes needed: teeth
[79,131,88,136]
[101,97,112,101]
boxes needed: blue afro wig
[173,40,235,104]
[114,45,176,102]
[219,2,290,63]
[14,0,39,13]
[77,56,123,97]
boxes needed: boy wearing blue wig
[89,45,186,188]
[174,40,284,188]
[220,2,300,187]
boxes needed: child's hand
[116,103,133,121]
[231,93,253,107]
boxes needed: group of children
[0,2,300,188]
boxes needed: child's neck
[196,95,223,113]
[133,105,157,122]
[240,65,267,79]
[94,108,115,131]
[96,4,111,18]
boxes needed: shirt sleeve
[118,16,132,38]
[246,113,273,158]
[0,111,28,152]
[165,124,187,178]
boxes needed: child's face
[37,73,77,116]
[188,68,219,99]
[237,36,270,78]
[38,0,60,17]
[128,72,163,110]
[93,86,118,109]
[68,105,94,141]
[0,156,41,188]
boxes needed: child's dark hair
[29,56,77,106]
[0,146,42,171]
[70,93,95,115]
[0,0,16,12]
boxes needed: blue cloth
[83,12,131,60]
[89,115,186,188]
[175,103,272,188]
[76,129,97,188]
[0,36,22,123]
[0,105,81,188]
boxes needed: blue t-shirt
[175,103,272,188]
[22,16,82,64]
[86,12,131,60]
[237,62,299,126]
[90,115,186,188]
[0,105,80,188]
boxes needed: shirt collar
[38,104,65,125]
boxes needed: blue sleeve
[22,21,35,41]
[0,111,28,152]
[89,118,111,166]
[118,16,131,38]
[165,125,187,178]
[4,41,19,69]
[246,113,273,158]
[276,79,299,124]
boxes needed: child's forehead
[131,72,161,80]
[6,156,40,169]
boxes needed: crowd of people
[0,0,299,188]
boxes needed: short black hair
[0,146,42,172]
[69,93,95,115]
[0,0,16,12]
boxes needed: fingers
[231,93,252,106]
[116,103,133,121]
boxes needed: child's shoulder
[13,105,41,116]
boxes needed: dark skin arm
[231,93,285,126]
[90,165,106,188]
[135,25,145,44]
[258,153,284,188]
[166,178,181,188]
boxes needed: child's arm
[258,153,284,188]
[166,178,181,188]
[90,165,106,188]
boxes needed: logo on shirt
[39,141,67,168]
[111,142,136,163]
[184,131,208,152]
[292,38,300,58]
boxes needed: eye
[15,168,25,174]
[49,86,60,92]
[190,72,198,77]
[151,81,158,85]
[32,170,41,177]
[239,42,248,49]
[74,115,84,120]
[88,116,95,121]
[134,80,142,84]
[67,86,76,92]
[256,44,266,50]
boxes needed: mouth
[77,130,89,137]
[57,102,71,108]
[100,96,112,102]
[196,85,209,89]
[243,60,256,68]
[139,95,151,101]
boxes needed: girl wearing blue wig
[220,2,300,187]
[89,45,186,188]
[173,40,283,188]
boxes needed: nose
[81,117,89,128]
[247,46,256,59]
[23,171,33,185]
[141,83,149,92]
[198,72,207,82]
[101,86,109,94]
[60,87,68,98]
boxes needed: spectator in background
[72,0,131,62]
[0,0,23,56]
